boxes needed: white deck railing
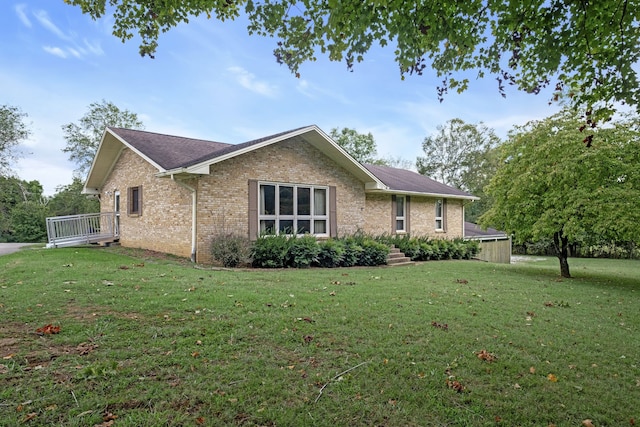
[46,212,118,248]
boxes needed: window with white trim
[395,195,406,232]
[435,198,443,230]
[259,183,328,235]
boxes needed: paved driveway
[0,243,34,256]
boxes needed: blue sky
[1,1,562,195]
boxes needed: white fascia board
[366,188,480,201]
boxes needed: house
[82,125,478,263]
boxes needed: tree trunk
[553,231,571,278]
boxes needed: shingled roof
[87,126,476,200]
[363,164,476,199]
[108,127,232,170]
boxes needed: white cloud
[43,46,67,58]
[228,66,277,97]
[34,9,70,41]
[15,4,31,27]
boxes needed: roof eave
[366,188,480,200]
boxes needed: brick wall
[364,194,464,239]
[194,137,366,263]
[100,148,194,258]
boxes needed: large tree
[329,127,378,164]
[480,110,640,278]
[0,176,46,242]
[48,177,100,217]
[62,100,144,177]
[417,119,499,181]
[0,105,30,176]
[329,127,411,167]
[65,1,639,121]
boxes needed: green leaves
[61,100,144,177]
[66,0,640,118]
[481,109,640,276]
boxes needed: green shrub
[357,239,390,266]
[316,239,345,268]
[286,235,320,268]
[210,233,252,267]
[251,234,291,268]
[340,239,363,267]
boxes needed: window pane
[314,189,326,215]
[279,186,294,215]
[435,199,442,217]
[131,187,139,213]
[260,185,275,215]
[396,196,404,217]
[435,219,443,229]
[279,220,294,234]
[260,220,275,234]
[298,187,311,215]
[298,220,311,234]
[396,220,404,231]
[314,220,327,234]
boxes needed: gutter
[172,175,197,263]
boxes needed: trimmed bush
[210,232,252,267]
[340,239,363,267]
[252,234,291,268]
[357,239,390,266]
[286,235,320,268]
[316,239,345,268]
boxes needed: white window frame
[258,182,329,236]
[395,195,406,233]
[435,198,444,230]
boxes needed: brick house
[82,125,477,263]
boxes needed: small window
[435,198,443,230]
[128,186,142,216]
[395,195,405,232]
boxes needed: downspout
[172,175,197,263]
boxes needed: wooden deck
[46,212,118,248]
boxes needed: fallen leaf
[3,354,15,360]
[22,412,37,423]
[196,417,205,425]
[103,412,118,421]
[529,366,536,374]
[547,373,558,382]
[476,349,497,362]
[582,420,595,427]
[191,352,200,358]
[36,324,61,335]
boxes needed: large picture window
[259,183,328,235]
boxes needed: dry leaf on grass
[36,324,60,335]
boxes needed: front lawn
[1,247,638,426]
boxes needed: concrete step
[386,246,414,266]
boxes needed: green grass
[1,247,638,426]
